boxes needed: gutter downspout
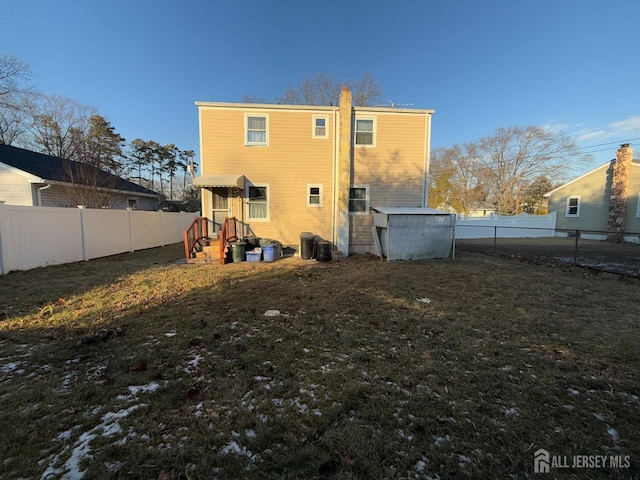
[37,184,52,207]
[421,113,433,208]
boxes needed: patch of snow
[593,413,606,421]
[415,460,427,473]
[417,297,431,304]
[607,426,620,443]
[433,434,451,446]
[41,404,146,480]
[458,454,471,468]
[185,354,204,372]
[568,388,579,396]
[263,310,280,317]
[503,407,519,416]
[1,361,25,375]
[165,332,177,338]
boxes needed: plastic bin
[246,248,261,262]
[231,242,245,263]
[262,245,276,262]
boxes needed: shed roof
[372,206,452,215]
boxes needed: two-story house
[193,87,434,256]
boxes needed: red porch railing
[218,217,238,264]
[183,216,209,262]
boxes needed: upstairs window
[565,196,580,217]
[245,114,268,145]
[349,185,369,214]
[247,184,269,220]
[313,115,328,138]
[355,117,375,146]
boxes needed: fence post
[0,202,6,274]
[77,206,88,261]
[493,226,497,253]
[573,229,579,265]
[128,208,135,252]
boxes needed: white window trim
[354,116,376,147]
[565,195,581,217]
[349,184,370,215]
[312,115,329,139]
[246,182,270,221]
[307,184,323,207]
[244,113,269,146]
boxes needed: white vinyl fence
[455,212,557,239]
[0,202,198,274]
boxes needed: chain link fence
[455,225,640,277]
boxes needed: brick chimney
[335,86,352,256]
[607,143,633,242]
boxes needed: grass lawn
[1,244,639,479]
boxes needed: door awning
[192,174,245,188]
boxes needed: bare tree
[25,94,97,160]
[248,72,383,107]
[428,144,489,214]
[0,53,37,146]
[0,53,33,106]
[477,125,590,214]
[346,72,384,107]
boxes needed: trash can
[260,238,282,260]
[262,245,276,262]
[315,240,331,262]
[300,232,315,260]
[231,242,245,263]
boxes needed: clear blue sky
[4,0,639,178]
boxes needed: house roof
[194,101,435,115]
[543,160,640,197]
[0,144,157,197]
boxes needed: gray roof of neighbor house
[0,144,158,197]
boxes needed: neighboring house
[545,144,640,239]
[466,201,497,217]
[0,145,159,210]
[194,87,435,255]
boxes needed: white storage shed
[372,207,456,261]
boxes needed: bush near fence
[0,202,197,274]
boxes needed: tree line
[0,52,197,208]
[428,125,592,215]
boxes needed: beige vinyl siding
[0,166,35,205]
[349,111,428,251]
[199,106,335,247]
[624,164,640,233]
[549,163,611,232]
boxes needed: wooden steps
[187,237,221,264]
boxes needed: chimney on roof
[607,144,633,242]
